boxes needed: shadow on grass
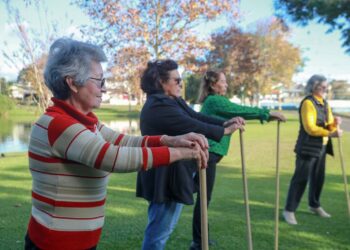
[1,161,349,250]
[192,165,350,250]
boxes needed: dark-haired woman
[283,75,342,225]
[190,70,286,249]
[136,60,244,250]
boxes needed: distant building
[9,85,24,99]
[9,84,39,101]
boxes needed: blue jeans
[142,201,184,250]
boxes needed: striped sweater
[27,98,170,249]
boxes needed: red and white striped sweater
[27,98,170,249]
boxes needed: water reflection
[0,121,32,154]
[102,120,140,135]
[0,119,140,153]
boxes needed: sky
[0,0,349,84]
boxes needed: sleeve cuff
[325,130,331,137]
[260,109,270,123]
[142,136,163,147]
[209,125,225,142]
[150,146,170,168]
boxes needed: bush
[0,95,15,117]
[184,74,202,104]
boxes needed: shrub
[0,95,15,117]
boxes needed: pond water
[1,106,349,154]
[0,119,140,154]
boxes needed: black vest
[294,95,334,157]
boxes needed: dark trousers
[192,152,223,244]
[285,146,327,212]
[25,233,97,250]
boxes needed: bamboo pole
[199,165,209,250]
[337,135,350,217]
[239,130,253,250]
[274,121,281,250]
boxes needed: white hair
[44,38,107,99]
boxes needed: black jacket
[136,94,225,205]
[294,95,334,157]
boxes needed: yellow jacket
[300,95,337,145]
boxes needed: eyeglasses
[170,77,182,85]
[317,85,328,91]
[89,77,106,89]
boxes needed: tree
[1,1,52,109]
[109,46,151,109]
[274,0,350,53]
[184,73,202,104]
[0,77,9,95]
[208,18,303,105]
[1,0,73,110]
[17,54,47,85]
[0,77,14,116]
[76,0,240,101]
[252,18,303,97]
[208,26,261,102]
[329,79,350,100]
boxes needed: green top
[200,95,270,156]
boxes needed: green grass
[0,95,15,117]
[1,111,350,249]
[0,105,142,144]
[1,104,142,122]
[337,113,350,118]
[94,104,142,120]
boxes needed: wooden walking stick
[337,126,350,217]
[199,163,209,250]
[239,129,253,250]
[274,121,281,250]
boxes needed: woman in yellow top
[283,75,343,225]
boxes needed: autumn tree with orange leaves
[208,18,302,105]
[77,0,240,102]
[208,27,261,100]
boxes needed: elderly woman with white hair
[283,74,343,225]
[24,38,209,250]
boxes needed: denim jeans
[142,201,184,250]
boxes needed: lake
[0,119,140,154]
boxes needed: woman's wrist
[160,135,170,146]
[168,148,179,163]
[169,147,191,163]
[224,126,235,135]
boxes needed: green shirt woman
[190,70,285,250]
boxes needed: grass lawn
[94,104,142,120]
[0,111,350,249]
[336,112,350,118]
[3,104,142,121]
